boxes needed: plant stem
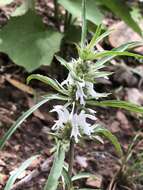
[68,138,75,177]
[81,0,87,49]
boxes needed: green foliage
[0,94,68,149]
[4,155,38,190]
[87,100,143,114]
[44,141,66,190]
[99,0,142,35]
[94,126,123,157]
[58,0,104,25]
[0,11,62,72]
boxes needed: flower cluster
[51,56,110,142]
[51,105,97,142]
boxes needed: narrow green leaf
[87,25,102,50]
[27,74,68,95]
[0,94,68,149]
[86,50,143,61]
[95,41,143,68]
[79,188,100,190]
[87,100,143,114]
[4,155,38,190]
[44,142,66,190]
[94,127,123,157]
[59,0,104,25]
[72,173,94,182]
[81,0,87,49]
[62,167,71,189]
[99,0,142,35]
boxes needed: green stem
[81,0,87,49]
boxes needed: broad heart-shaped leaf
[87,100,143,114]
[0,11,63,72]
[0,94,68,149]
[58,0,104,25]
[98,0,142,35]
[0,0,14,6]
[44,141,66,190]
[4,155,38,190]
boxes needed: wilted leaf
[0,11,63,72]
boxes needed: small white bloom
[51,105,97,142]
[50,105,70,130]
[76,81,86,105]
[77,110,97,136]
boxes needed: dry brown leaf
[5,74,34,95]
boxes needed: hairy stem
[81,0,87,49]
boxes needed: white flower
[51,105,97,143]
[86,81,109,99]
[75,81,86,105]
[50,105,69,130]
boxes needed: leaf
[0,0,14,6]
[87,26,112,50]
[44,142,66,190]
[79,188,100,190]
[58,0,104,25]
[72,173,95,182]
[62,167,71,189]
[0,11,63,72]
[4,155,38,190]
[27,74,68,95]
[99,0,142,35]
[94,126,123,157]
[95,41,143,68]
[0,94,68,149]
[84,50,143,61]
[87,100,143,114]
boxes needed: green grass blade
[81,0,87,49]
[95,41,143,68]
[72,173,94,181]
[87,24,102,50]
[86,50,143,60]
[0,94,67,149]
[4,155,38,190]
[44,142,66,190]
[27,74,68,95]
[87,100,143,114]
[94,127,123,157]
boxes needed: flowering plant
[1,0,143,190]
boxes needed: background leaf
[0,11,63,72]
[87,100,143,114]
[58,0,104,25]
[0,94,68,149]
[4,156,38,190]
[44,142,66,190]
[98,0,142,35]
